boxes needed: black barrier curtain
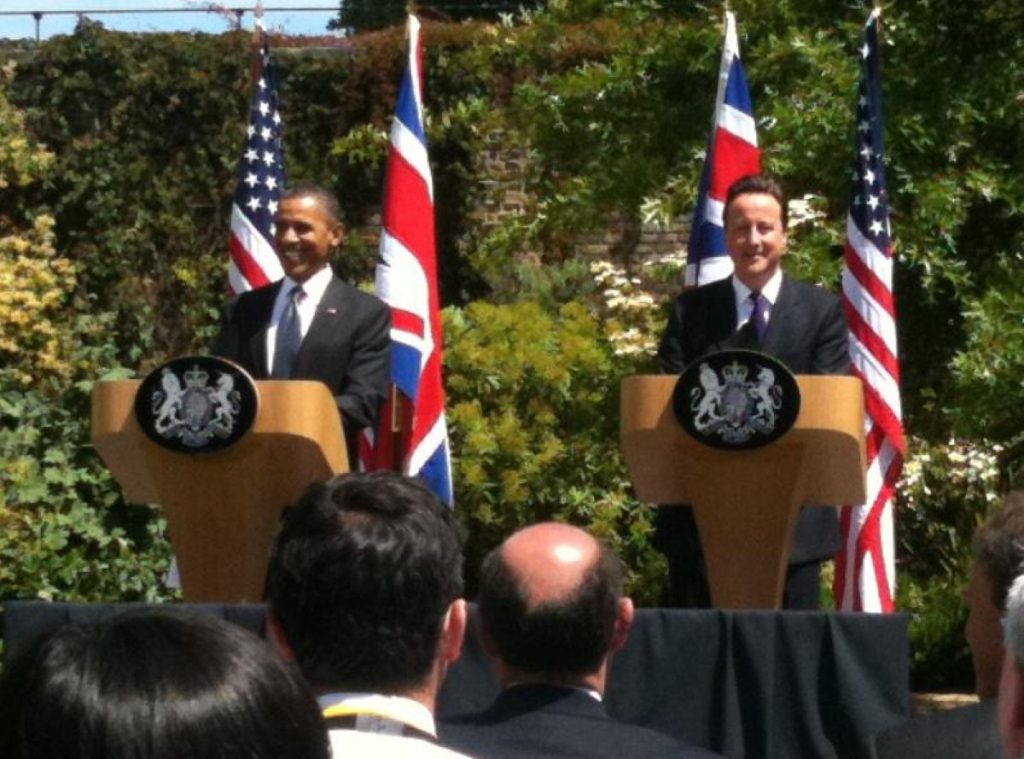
[3,604,908,758]
[437,608,909,759]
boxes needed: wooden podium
[91,380,348,602]
[621,375,866,609]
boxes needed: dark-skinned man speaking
[213,185,390,461]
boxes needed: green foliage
[897,574,973,693]
[331,1,546,34]
[7,26,253,364]
[444,301,665,604]
[452,5,719,286]
[0,384,176,602]
[952,259,1024,440]
[0,67,175,604]
[897,437,1002,690]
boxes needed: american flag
[361,15,453,505]
[227,26,285,295]
[686,11,761,287]
[834,9,905,612]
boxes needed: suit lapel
[760,274,803,356]
[292,275,345,377]
[719,276,740,332]
[250,281,282,376]
[716,275,759,352]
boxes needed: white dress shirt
[731,268,783,331]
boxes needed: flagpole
[249,1,264,86]
[389,6,417,473]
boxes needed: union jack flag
[227,25,285,295]
[834,9,905,612]
[686,11,761,286]
[361,15,453,505]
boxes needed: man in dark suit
[871,492,1024,758]
[213,185,390,461]
[656,174,850,609]
[440,522,721,759]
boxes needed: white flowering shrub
[787,194,827,230]
[896,435,1003,690]
[589,258,672,359]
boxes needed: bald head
[478,522,629,683]
[500,523,603,608]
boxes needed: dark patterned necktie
[271,284,304,378]
[750,291,769,344]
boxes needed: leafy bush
[444,301,665,605]
[897,437,1002,690]
[0,74,175,604]
[0,385,175,602]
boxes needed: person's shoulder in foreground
[439,522,722,758]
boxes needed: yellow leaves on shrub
[0,215,78,387]
[0,79,54,191]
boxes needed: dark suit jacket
[440,685,722,759]
[872,700,1000,759]
[657,274,850,563]
[212,273,391,457]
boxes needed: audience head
[267,471,465,699]
[969,491,1024,699]
[998,573,1024,756]
[0,610,329,759]
[478,522,633,690]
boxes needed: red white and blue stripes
[686,11,761,287]
[834,10,905,613]
[367,15,453,505]
[228,24,285,295]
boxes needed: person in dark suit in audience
[999,566,1024,757]
[656,173,850,609]
[267,472,470,758]
[0,610,329,759]
[440,522,721,759]
[874,491,1024,758]
[213,185,390,461]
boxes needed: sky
[0,1,341,40]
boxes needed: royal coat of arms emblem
[673,350,801,450]
[135,356,258,453]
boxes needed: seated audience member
[267,471,470,757]
[440,522,721,758]
[0,610,329,759]
[1000,573,1024,756]
[875,491,1024,758]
